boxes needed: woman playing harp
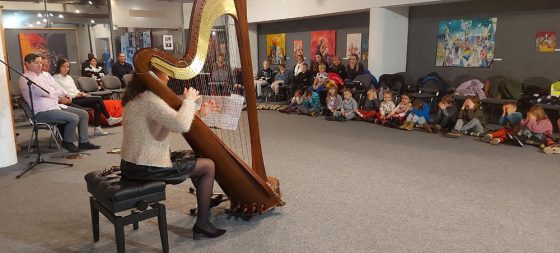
[119,67,226,239]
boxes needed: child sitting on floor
[377,91,396,124]
[356,88,380,122]
[331,88,358,121]
[447,96,486,138]
[279,89,304,114]
[386,94,412,128]
[481,102,522,145]
[511,105,553,147]
[298,89,321,117]
[400,99,431,132]
[429,94,458,133]
[324,86,342,116]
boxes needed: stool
[85,168,168,253]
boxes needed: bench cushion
[85,169,166,213]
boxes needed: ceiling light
[36,21,41,24]
[42,18,47,22]
[90,19,95,23]
[37,13,42,17]
[58,14,64,19]
[49,13,54,17]
[29,24,34,27]
[75,9,80,13]
[88,1,93,5]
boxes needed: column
[368,7,409,76]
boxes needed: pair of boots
[325,116,347,122]
[400,121,415,131]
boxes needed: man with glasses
[19,53,100,152]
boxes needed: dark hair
[55,58,70,74]
[24,53,41,63]
[440,94,455,105]
[412,99,424,109]
[279,64,285,68]
[121,73,149,107]
[465,96,481,110]
[503,101,517,107]
[87,53,95,60]
[342,88,352,94]
[301,63,308,67]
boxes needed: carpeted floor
[1,110,559,253]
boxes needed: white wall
[247,0,459,23]
[111,0,183,29]
[368,7,409,75]
[0,8,18,168]
[182,3,193,29]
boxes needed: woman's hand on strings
[183,87,201,101]
[200,99,221,116]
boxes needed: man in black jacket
[111,52,134,85]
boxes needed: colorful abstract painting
[311,30,336,65]
[266,33,286,65]
[436,18,497,68]
[18,33,68,74]
[346,33,361,59]
[536,32,556,52]
[293,40,304,58]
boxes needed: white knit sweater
[121,91,196,167]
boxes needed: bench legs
[89,196,168,253]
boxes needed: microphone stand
[0,59,73,179]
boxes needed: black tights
[72,96,110,127]
[189,158,217,231]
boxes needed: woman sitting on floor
[53,58,122,136]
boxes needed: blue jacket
[411,102,430,121]
[303,92,321,109]
[498,112,522,128]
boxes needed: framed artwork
[163,35,173,50]
[266,33,286,64]
[293,40,303,59]
[436,18,497,68]
[18,32,68,74]
[536,32,556,52]
[346,33,361,59]
[310,30,336,65]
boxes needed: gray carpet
[1,110,560,253]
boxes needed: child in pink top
[512,105,553,147]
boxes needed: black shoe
[511,136,524,147]
[193,224,226,240]
[61,142,80,152]
[79,142,101,150]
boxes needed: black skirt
[120,156,197,185]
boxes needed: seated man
[19,53,100,152]
[111,52,134,85]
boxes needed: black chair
[85,168,168,253]
[77,77,113,98]
[17,98,66,158]
[101,75,127,98]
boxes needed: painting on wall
[536,32,556,52]
[311,30,336,65]
[266,33,286,65]
[293,40,304,59]
[346,33,361,59]
[18,33,68,74]
[436,18,497,68]
[361,38,368,61]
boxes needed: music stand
[0,59,73,179]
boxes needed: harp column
[367,7,409,76]
[0,5,18,168]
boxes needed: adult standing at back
[111,52,134,85]
[293,55,306,76]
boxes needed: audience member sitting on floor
[310,52,328,78]
[311,63,329,94]
[329,56,347,80]
[270,64,290,101]
[53,58,122,136]
[481,102,522,145]
[447,96,486,138]
[254,59,274,100]
[401,99,431,132]
[84,57,105,79]
[386,94,412,127]
[377,91,396,124]
[119,67,226,239]
[334,88,358,121]
[293,63,312,92]
[345,54,364,81]
[429,94,458,133]
[279,89,304,114]
[298,89,321,117]
[111,52,134,84]
[511,105,554,147]
[19,53,100,152]
[356,88,380,122]
[324,86,342,116]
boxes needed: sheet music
[200,94,245,131]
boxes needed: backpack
[416,72,447,97]
[454,79,486,99]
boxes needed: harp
[132,0,284,219]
